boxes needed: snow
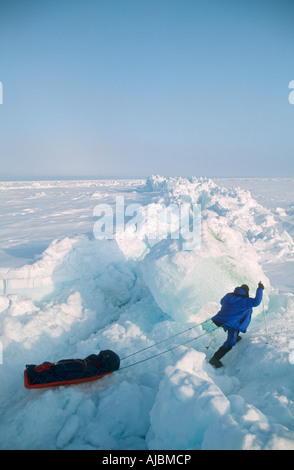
[0,175,294,450]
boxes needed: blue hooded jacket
[212,287,263,333]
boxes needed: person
[209,282,264,368]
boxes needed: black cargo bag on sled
[24,350,120,389]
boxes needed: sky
[0,0,294,179]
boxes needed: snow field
[0,176,294,449]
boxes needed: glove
[258,281,264,290]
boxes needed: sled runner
[24,350,120,389]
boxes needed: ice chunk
[147,363,230,449]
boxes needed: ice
[147,350,230,449]
[0,176,294,450]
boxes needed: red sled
[24,369,113,389]
[24,350,120,390]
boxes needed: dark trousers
[212,325,241,361]
[223,328,240,348]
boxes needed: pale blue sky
[0,0,294,179]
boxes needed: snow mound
[0,176,294,450]
[140,176,270,323]
[147,350,230,449]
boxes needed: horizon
[1,174,294,183]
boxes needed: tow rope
[118,320,219,371]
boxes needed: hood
[233,287,249,297]
[221,287,250,306]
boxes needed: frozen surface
[0,176,294,450]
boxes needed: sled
[24,369,113,389]
[24,350,120,390]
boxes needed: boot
[209,345,232,369]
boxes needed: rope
[120,319,211,361]
[118,324,219,371]
[263,299,269,344]
[116,298,270,372]
[205,327,220,350]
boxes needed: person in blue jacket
[209,282,264,368]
